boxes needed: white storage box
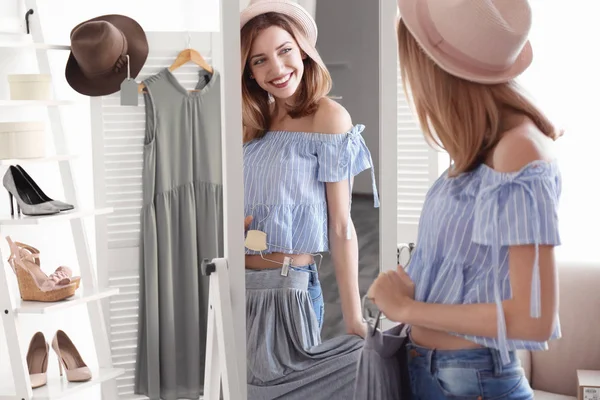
[0,122,46,160]
[7,74,52,100]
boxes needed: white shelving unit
[0,207,113,226]
[15,289,120,315]
[0,155,77,166]
[0,1,122,399]
[0,100,77,107]
[0,368,122,400]
[0,43,70,50]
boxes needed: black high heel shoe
[15,165,74,212]
[3,166,59,216]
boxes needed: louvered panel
[396,63,437,243]
[107,271,143,398]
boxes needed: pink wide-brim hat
[397,0,534,84]
[240,0,318,46]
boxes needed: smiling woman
[238,0,381,398]
[240,10,332,141]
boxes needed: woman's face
[247,26,305,101]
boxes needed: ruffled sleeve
[316,124,380,238]
[472,160,562,365]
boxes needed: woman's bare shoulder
[312,97,353,134]
[492,120,557,173]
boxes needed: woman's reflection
[240,0,379,397]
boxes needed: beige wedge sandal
[26,332,49,389]
[52,330,92,382]
[5,236,78,302]
[14,241,81,289]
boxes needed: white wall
[0,0,219,398]
[315,0,380,194]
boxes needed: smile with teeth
[271,73,292,85]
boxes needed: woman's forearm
[329,220,363,331]
[404,301,498,337]
[402,299,554,342]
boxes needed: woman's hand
[367,265,415,323]
[244,216,253,232]
[347,319,367,338]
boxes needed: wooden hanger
[138,33,213,93]
[168,48,213,74]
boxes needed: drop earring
[268,92,274,104]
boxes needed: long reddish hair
[397,19,561,176]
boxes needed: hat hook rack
[25,8,34,34]
[126,54,131,80]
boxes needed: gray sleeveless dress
[135,68,223,400]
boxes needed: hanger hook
[248,203,271,226]
[187,32,191,49]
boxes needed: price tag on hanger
[120,78,138,106]
[120,54,139,106]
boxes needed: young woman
[240,0,379,397]
[368,1,562,399]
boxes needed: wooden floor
[319,195,380,340]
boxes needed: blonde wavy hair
[241,12,332,142]
[397,19,561,176]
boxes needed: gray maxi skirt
[246,267,364,400]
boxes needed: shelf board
[0,42,70,50]
[33,368,124,400]
[16,288,119,314]
[0,368,124,400]
[0,208,113,226]
[0,100,77,106]
[0,155,77,165]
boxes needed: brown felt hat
[65,14,149,96]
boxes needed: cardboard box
[578,370,600,400]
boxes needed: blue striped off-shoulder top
[406,159,562,365]
[243,124,380,255]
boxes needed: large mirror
[239,0,396,343]
[239,0,398,397]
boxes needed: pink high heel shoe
[52,330,92,382]
[26,332,49,389]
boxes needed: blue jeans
[291,263,324,330]
[407,339,534,399]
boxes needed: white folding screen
[91,31,221,399]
